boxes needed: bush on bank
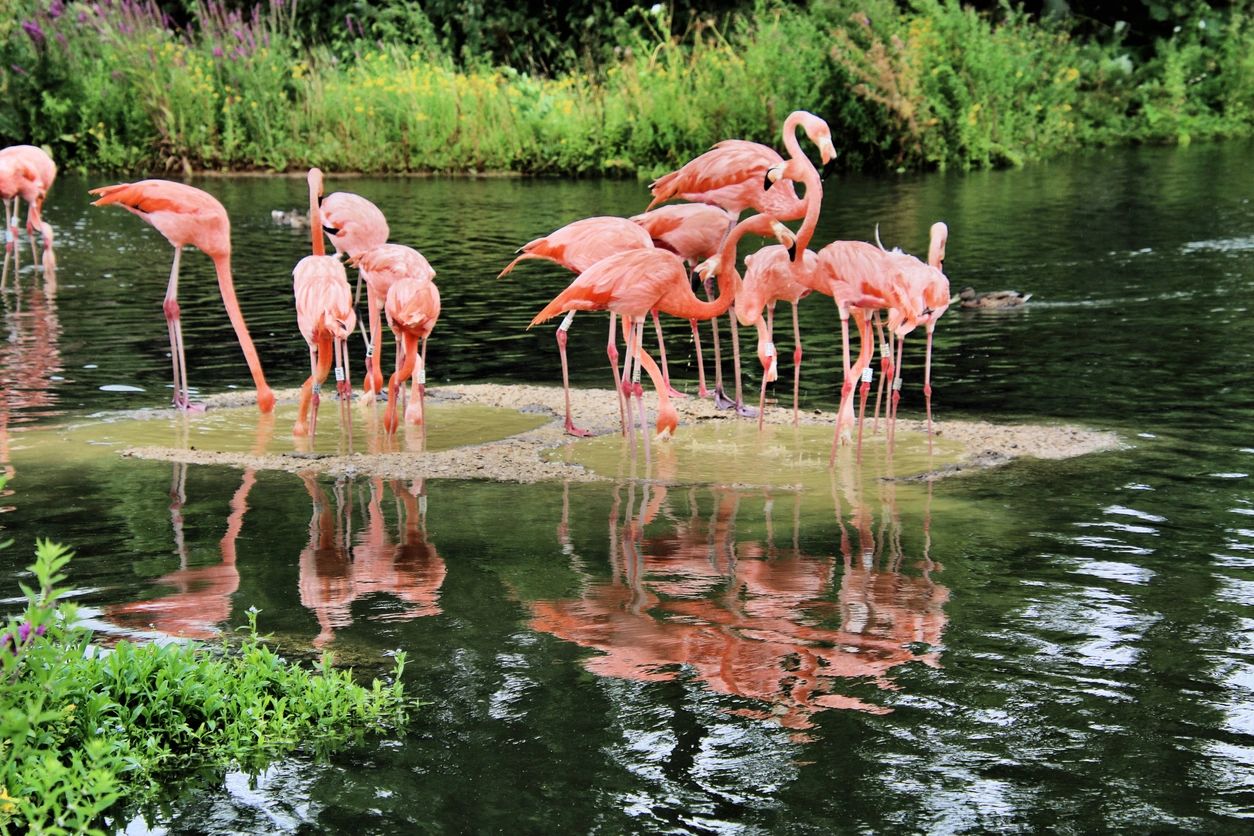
[1,0,1251,176]
[0,525,411,834]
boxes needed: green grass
[3,0,1252,175]
[0,527,412,835]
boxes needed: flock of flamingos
[0,110,952,462]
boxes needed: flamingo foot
[666,384,687,399]
[714,386,736,410]
[698,385,711,399]
[735,401,759,419]
[564,419,593,438]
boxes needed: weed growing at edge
[0,479,413,835]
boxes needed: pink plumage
[498,216,652,277]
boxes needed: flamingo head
[655,404,679,440]
[798,113,838,178]
[307,168,324,200]
[928,221,949,271]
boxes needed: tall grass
[2,0,1252,175]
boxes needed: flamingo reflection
[298,475,446,647]
[530,475,947,730]
[0,275,64,488]
[103,416,273,639]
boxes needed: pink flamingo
[735,244,817,427]
[499,215,663,437]
[878,222,950,445]
[353,241,435,409]
[90,180,275,413]
[799,239,923,461]
[632,203,751,404]
[383,260,440,434]
[0,145,55,253]
[293,169,356,439]
[352,243,439,433]
[647,111,833,415]
[530,215,777,453]
[318,183,390,396]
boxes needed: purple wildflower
[213,45,224,58]
[3,621,47,654]
[49,0,65,19]
[21,20,46,46]
[10,64,27,76]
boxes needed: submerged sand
[115,383,1122,485]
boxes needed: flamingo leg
[312,334,335,439]
[608,311,627,436]
[872,313,889,434]
[727,313,756,418]
[691,317,709,399]
[856,315,874,463]
[651,309,684,399]
[2,199,13,286]
[889,334,905,451]
[757,307,775,431]
[830,303,854,465]
[924,323,935,453]
[294,342,318,437]
[632,318,651,466]
[619,316,637,455]
[335,338,353,441]
[162,246,194,410]
[9,198,21,278]
[557,310,590,437]
[407,336,427,429]
[791,301,803,427]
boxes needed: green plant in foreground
[0,500,413,835]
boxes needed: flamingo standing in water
[90,180,275,413]
[382,259,440,434]
[499,215,659,436]
[293,169,356,438]
[646,110,834,415]
[878,222,950,444]
[735,244,817,427]
[317,183,390,397]
[800,238,930,461]
[350,243,439,433]
[0,145,55,258]
[530,214,777,453]
[631,203,790,404]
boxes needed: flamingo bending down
[735,244,817,427]
[294,169,356,439]
[89,180,275,413]
[383,268,441,434]
[318,183,390,397]
[799,239,921,461]
[354,242,436,408]
[0,145,56,251]
[647,111,833,415]
[632,203,796,407]
[499,215,663,437]
[528,215,771,449]
[880,222,950,444]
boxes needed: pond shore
[118,384,1122,485]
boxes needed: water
[1,140,1253,831]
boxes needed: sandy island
[115,383,1123,485]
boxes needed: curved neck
[680,215,779,319]
[794,166,823,256]
[781,111,806,165]
[308,174,324,257]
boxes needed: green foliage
[0,492,412,835]
[1,0,1252,175]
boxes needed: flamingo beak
[788,242,798,262]
[821,158,837,180]
[763,171,774,191]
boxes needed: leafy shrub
[0,505,411,834]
